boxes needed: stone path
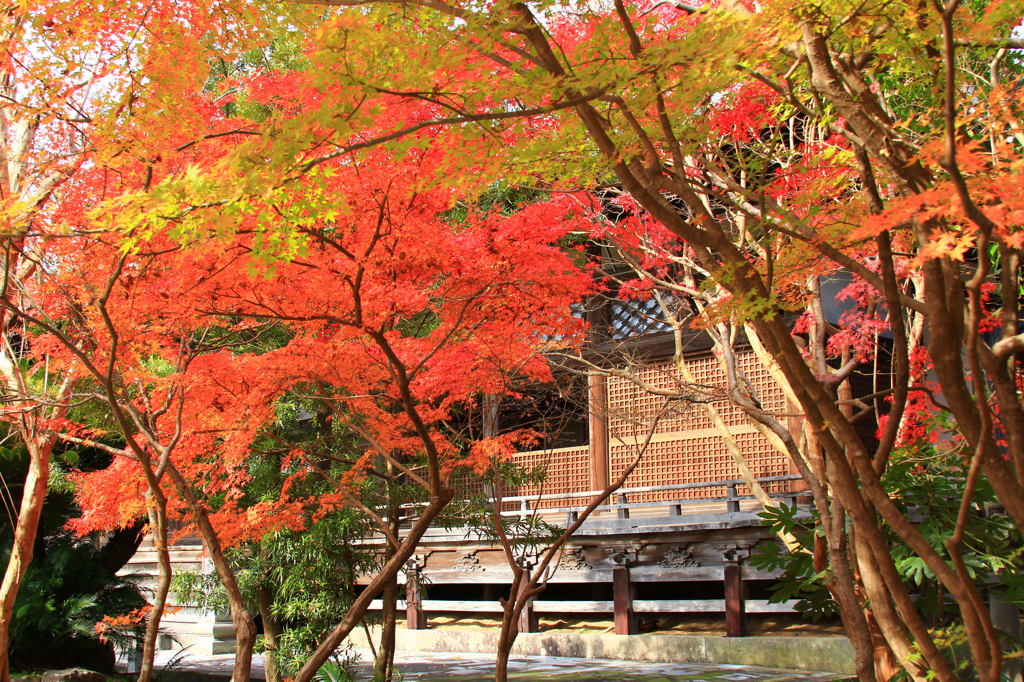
[154,649,842,682]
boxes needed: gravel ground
[153,648,843,682]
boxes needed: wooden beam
[494,474,804,505]
[424,599,502,612]
[369,564,787,586]
[369,598,800,614]
[533,600,613,612]
[634,599,797,613]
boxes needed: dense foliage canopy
[0,0,1021,681]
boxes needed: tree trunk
[823,516,877,682]
[373,493,401,682]
[488,401,665,682]
[293,490,454,682]
[374,575,398,682]
[0,439,50,682]
[257,583,283,682]
[165,464,257,682]
[376,508,402,682]
[866,610,901,682]
[137,493,172,682]
[494,574,523,682]
[494,643,515,682]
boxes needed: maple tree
[199,149,593,682]
[0,0,307,676]
[0,8,111,679]
[3,0,1022,679]
[5,221,267,682]
[92,0,1020,679]
[0,60,592,680]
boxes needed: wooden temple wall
[380,348,811,639]
[505,350,801,506]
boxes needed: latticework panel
[609,431,791,502]
[506,446,591,508]
[450,472,487,501]
[608,298,673,339]
[605,351,788,439]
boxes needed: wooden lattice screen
[608,432,792,503]
[602,353,792,501]
[508,446,591,509]
[604,352,788,437]
[494,350,795,505]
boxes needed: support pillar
[612,566,637,635]
[589,373,609,491]
[725,484,740,513]
[516,569,538,634]
[724,564,749,637]
[405,555,427,630]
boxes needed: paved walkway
[154,649,841,682]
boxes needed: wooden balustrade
[391,474,805,529]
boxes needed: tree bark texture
[0,440,50,682]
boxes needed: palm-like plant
[3,534,147,670]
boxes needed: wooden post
[726,484,740,513]
[589,373,609,491]
[482,393,499,439]
[517,569,538,633]
[405,558,427,630]
[724,565,749,637]
[612,566,637,635]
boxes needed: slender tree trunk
[374,504,401,682]
[824,506,878,682]
[865,610,901,682]
[257,584,283,682]
[374,575,398,682]
[830,373,881,682]
[494,572,524,682]
[137,492,172,682]
[853,530,927,681]
[165,464,257,682]
[293,490,454,682]
[490,401,666,682]
[0,439,49,682]
[494,641,515,682]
